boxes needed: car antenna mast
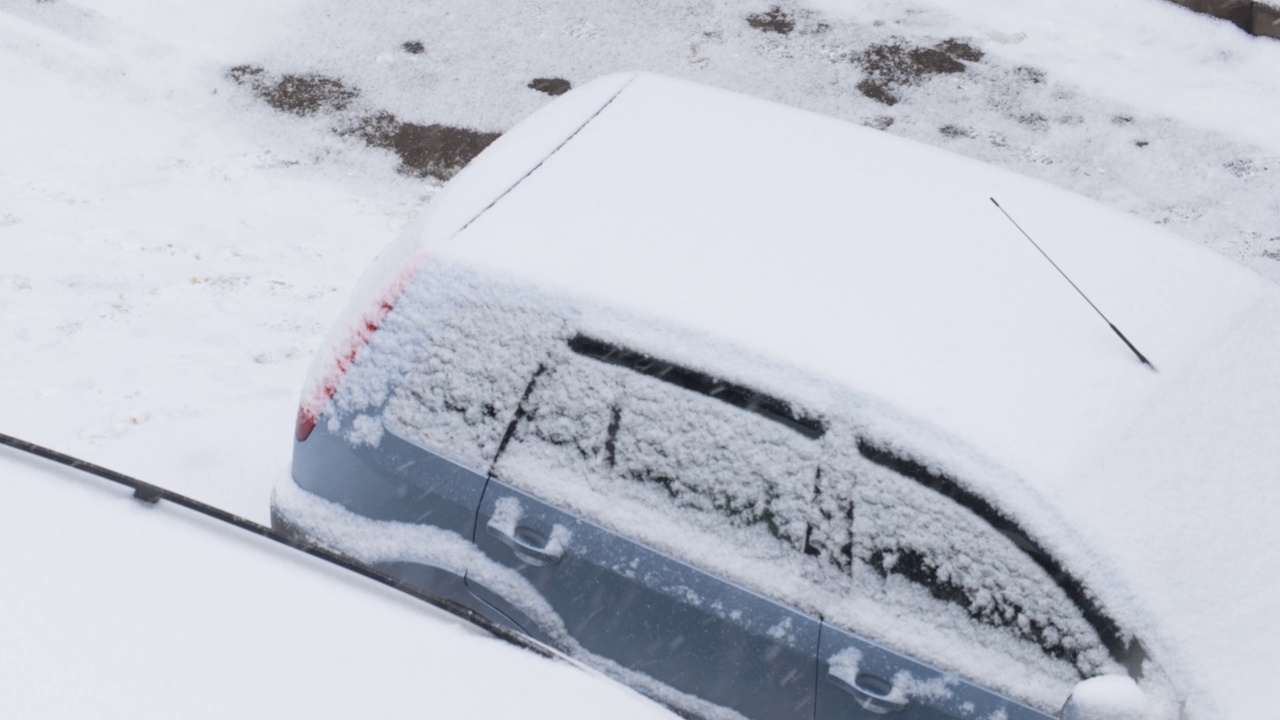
[990,197,1156,372]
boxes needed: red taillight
[296,251,418,444]
[295,407,317,442]
[297,299,398,443]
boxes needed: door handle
[486,520,564,566]
[828,670,907,714]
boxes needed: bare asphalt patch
[528,78,573,96]
[853,39,983,106]
[228,65,498,181]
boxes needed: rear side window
[827,440,1118,680]
[492,335,823,563]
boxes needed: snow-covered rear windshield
[381,290,564,471]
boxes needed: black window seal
[567,334,825,440]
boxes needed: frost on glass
[494,343,823,558]
[381,299,563,471]
[842,456,1113,679]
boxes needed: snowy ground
[1,0,1277,716]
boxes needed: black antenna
[990,198,1156,371]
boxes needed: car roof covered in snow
[408,73,1280,719]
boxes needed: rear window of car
[382,299,564,471]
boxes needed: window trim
[856,439,1146,678]
[567,334,825,440]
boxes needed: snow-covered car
[272,73,1280,720]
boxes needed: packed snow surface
[3,0,1279,717]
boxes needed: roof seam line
[450,75,637,239]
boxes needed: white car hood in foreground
[0,456,674,720]
[402,73,1280,718]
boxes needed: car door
[468,335,826,718]
[470,479,819,719]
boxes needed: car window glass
[823,442,1115,683]
[492,338,823,591]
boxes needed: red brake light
[295,407,317,442]
[296,247,422,444]
[296,299,398,443]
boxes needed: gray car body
[282,408,1059,720]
